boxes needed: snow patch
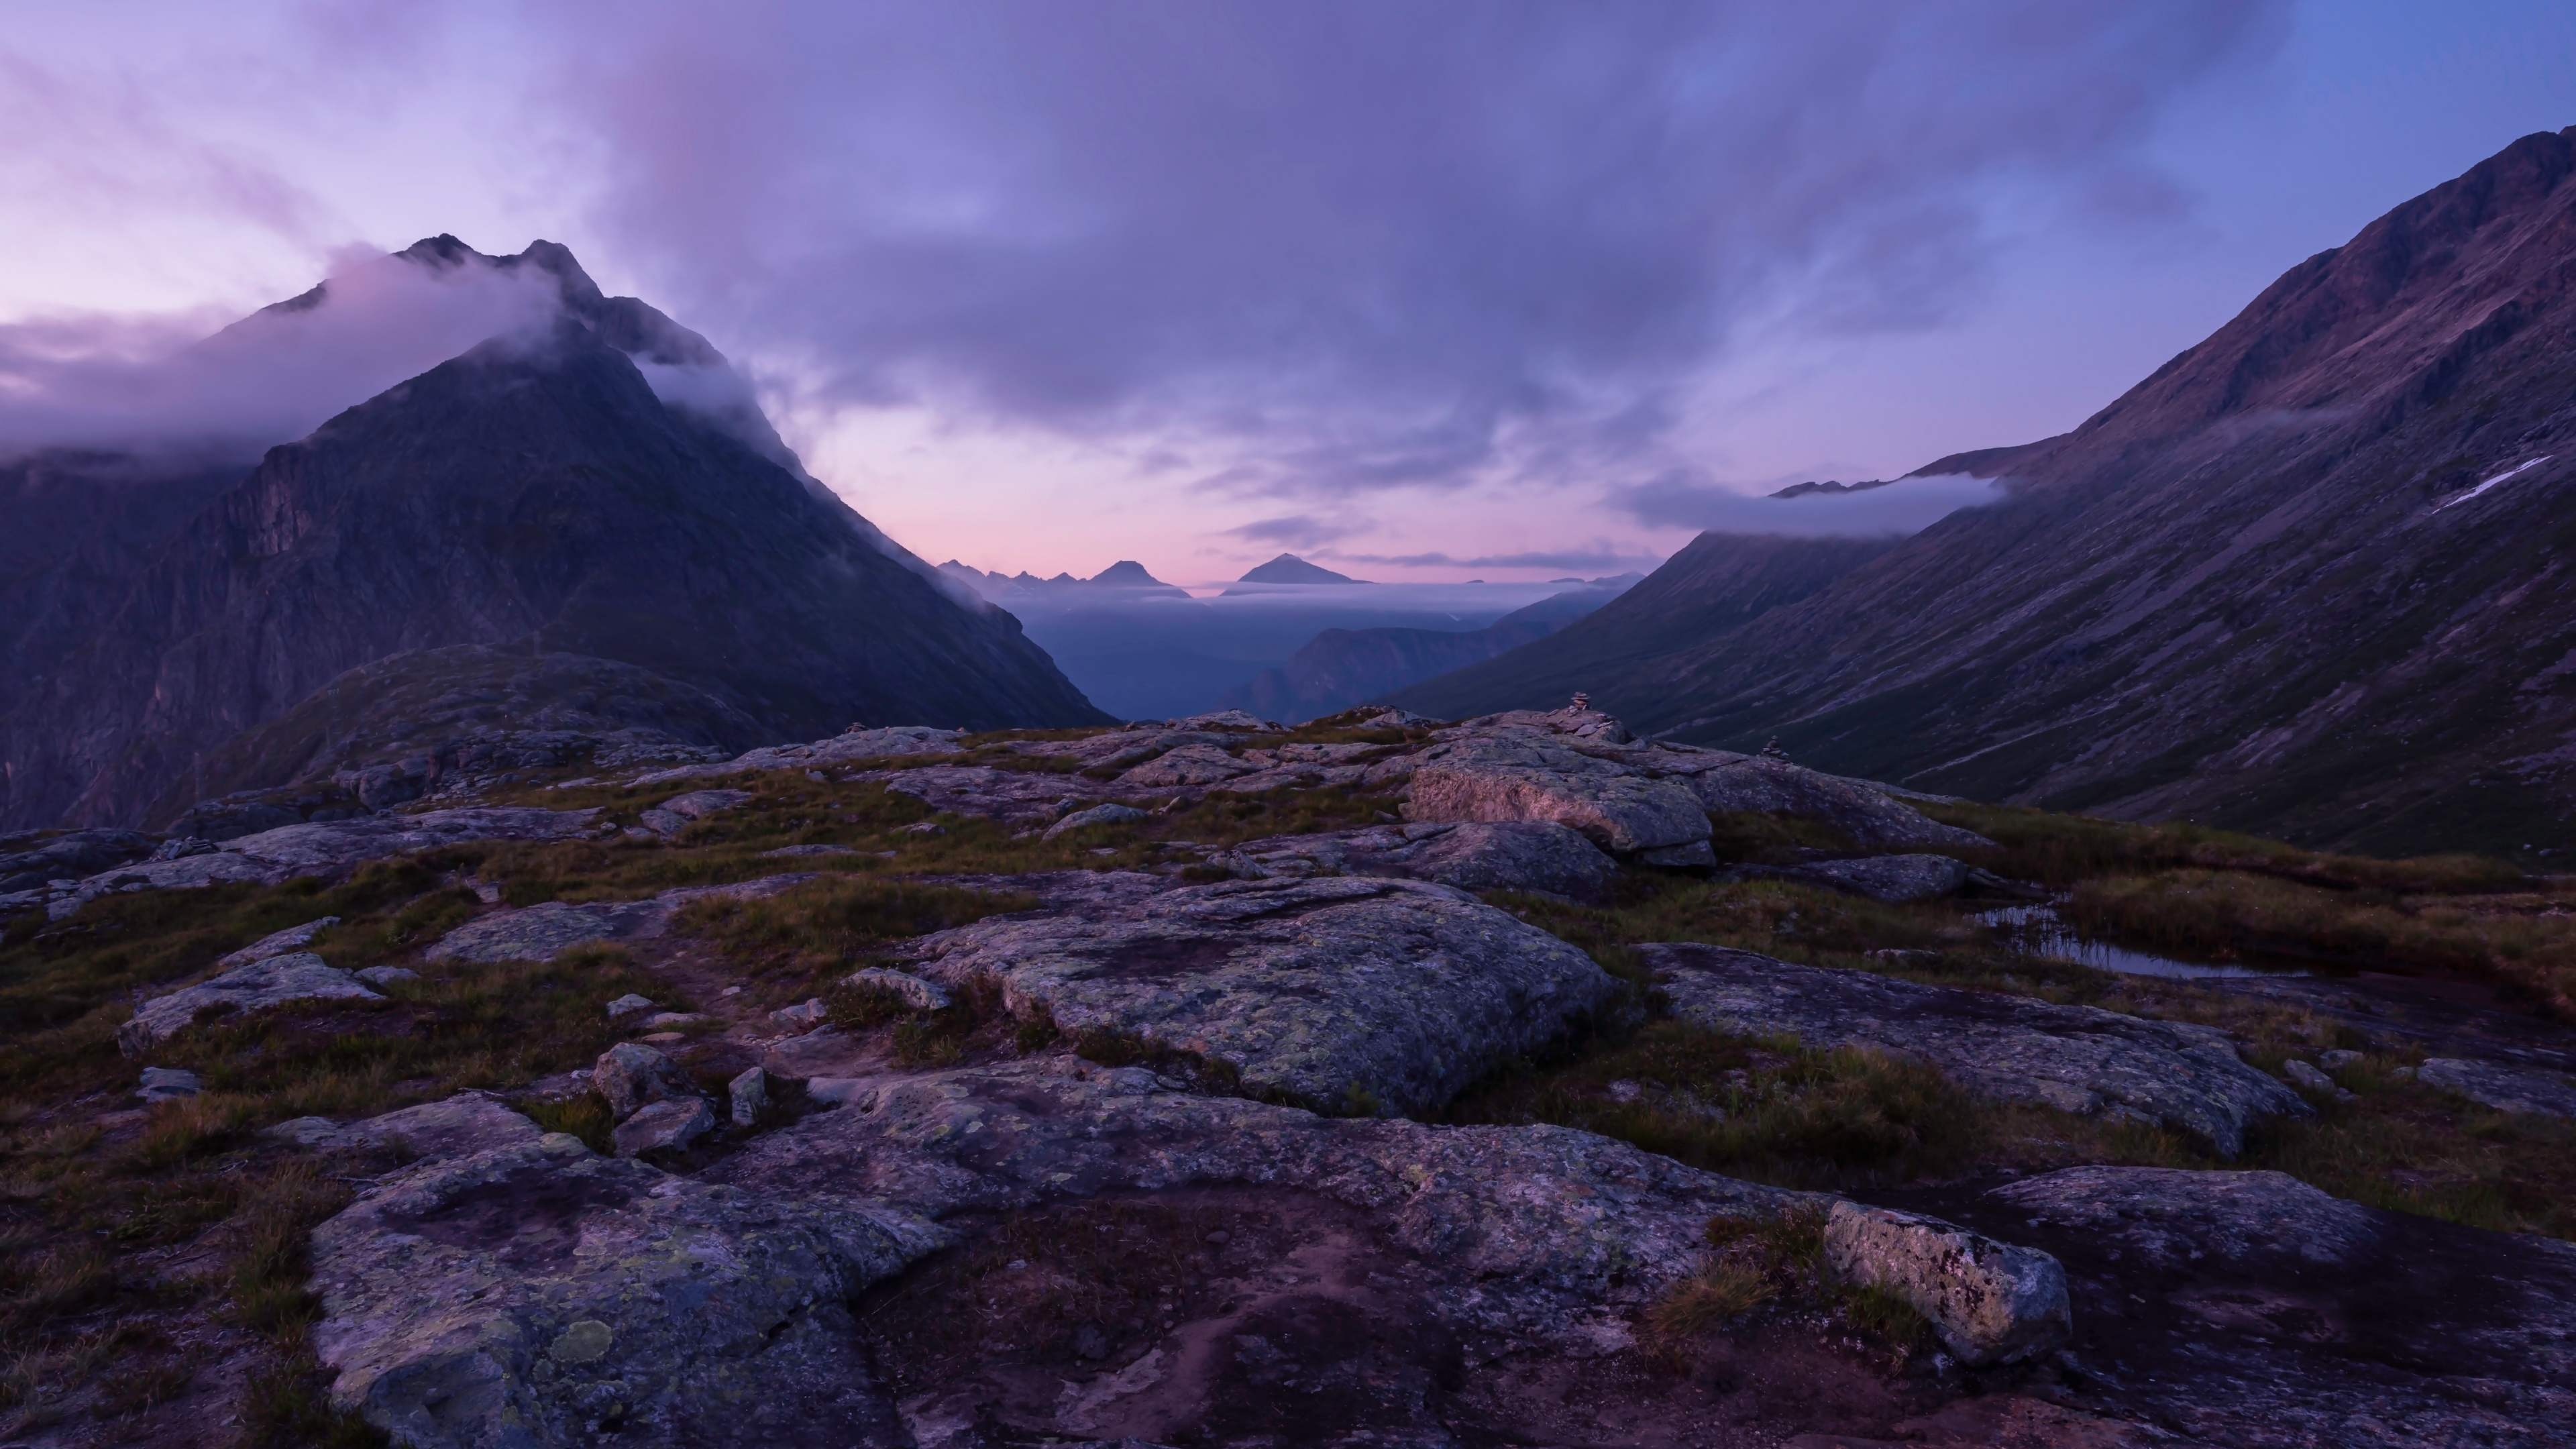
[2435,456,2553,511]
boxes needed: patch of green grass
[678,878,1036,994]
[2068,870,2576,1018]
[1923,800,2526,895]
[1442,1021,1988,1190]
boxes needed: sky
[3,1,2573,586]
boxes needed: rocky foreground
[8,704,2576,1446]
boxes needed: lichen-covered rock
[1403,735,1711,855]
[356,965,419,987]
[1645,751,1992,852]
[426,899,669,963]
[54,809,604,919]
[603,993,657,1019]
[911,876,1620,1115]
[309,1132,942,1448]
[2418,1057,2576,1118]
[612,1097,714,1157]
[1212,820,1619,902]
[1824,1201,2070,1366]
[627,725,967,787]
[1118,744,1257,788]
[843,966,953,1012]
[136,1067,201,1104]
[117,951,382,1057]
[1776,853,1972,902]
[863,765,1128,826]
[1646,944,2308,1155]
[213,916,343,968]
[593,1042,700,1120]
[1987,1167,2381,1271]
[266,1093,545,1161]
[727,1067,769,1126]
[708,1057,1801,1351]
[1043,802,1149,839]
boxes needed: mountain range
[1392,126,2576,859]
[0,238,1106,833]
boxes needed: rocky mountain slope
[1389,532,1901,719]
[9,701,2574,1446]
[0,239,1106,834]
[1392,126,2576,860]
[1214,576,1640,723]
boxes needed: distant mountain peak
[1091,559,1168,587]
[1769,478,1894,499]
[1239,553,1364,585]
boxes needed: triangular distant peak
[1088,559,1169,586]
[1238,553,1364,585]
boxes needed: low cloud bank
[1609,472,2006,538]
[0,248,563,464]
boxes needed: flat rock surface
[1645,944,2309,1156]
[1640,751,1993,852]
[856,765,1130,825]
[118,951,382,1056]
[310,1132,941,1448]
[425,898,674,963]
[1403,733,1713,855]
[1212,820,1620,902]
[2418,1057,2576,1118]
[267,1093,545,1161]
[1872,1166,2576,1448]
[908,875,1620,1114]
[629,725,965,786]
[710,1057,1799,1347]
[1774,854,1973,903]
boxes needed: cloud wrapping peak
[1611,471,2007,537]
[531,0,2283,498]
[0,248,564,462]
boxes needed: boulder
[728,1067,769,1127]
[627,725,967,787]
[612,1097,716,1157]
[136,1067,201,1104]
[1403,735,1711,856]
[1986,1166,2381,1271]
[843,966,953,1013]
[1212,820,1619,902]
[425,898,668,963]
[1646,752,1992,852]
[355,965,420,987]
[771,999,829,1028]
[117,951,384,1057]
[309,1133,940,1448]
[910,875,1620,1115]
[265,1094,545,1161]
[1823,1201,2071,1366]
[1118,744,1258,788]
[603,993,657,1019]
[592,1042,700,1120]
[1645,944,2308,1156]
[1042,802,1149,839]
[1778,854,1972,903]
[0,827,158,892]
[2418,1057,2576,1118]
[639,787,752,836]
[709,1057,1800,1355]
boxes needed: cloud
[0,246,565,462]
[506,1,2285,498]
[1609,471,2006,537]
[1330,546,1665,574]
[1222,515,1364,550]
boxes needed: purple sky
[4,2,2573,584]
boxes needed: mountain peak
[1239,553,1364,585]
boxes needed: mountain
[1236,553,1364,586]
[1395,126,2576,858]
[1385,534,1901,718]
[938,558,1190,600]
[0,239,1107,832]
[1213,576,1642,723]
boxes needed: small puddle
[1973,902,2305,981]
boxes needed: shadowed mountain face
[1396,127,2576,858]
[1218,576,1642,723]
[1385,534,1901,719]
[0,242,1107,831]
